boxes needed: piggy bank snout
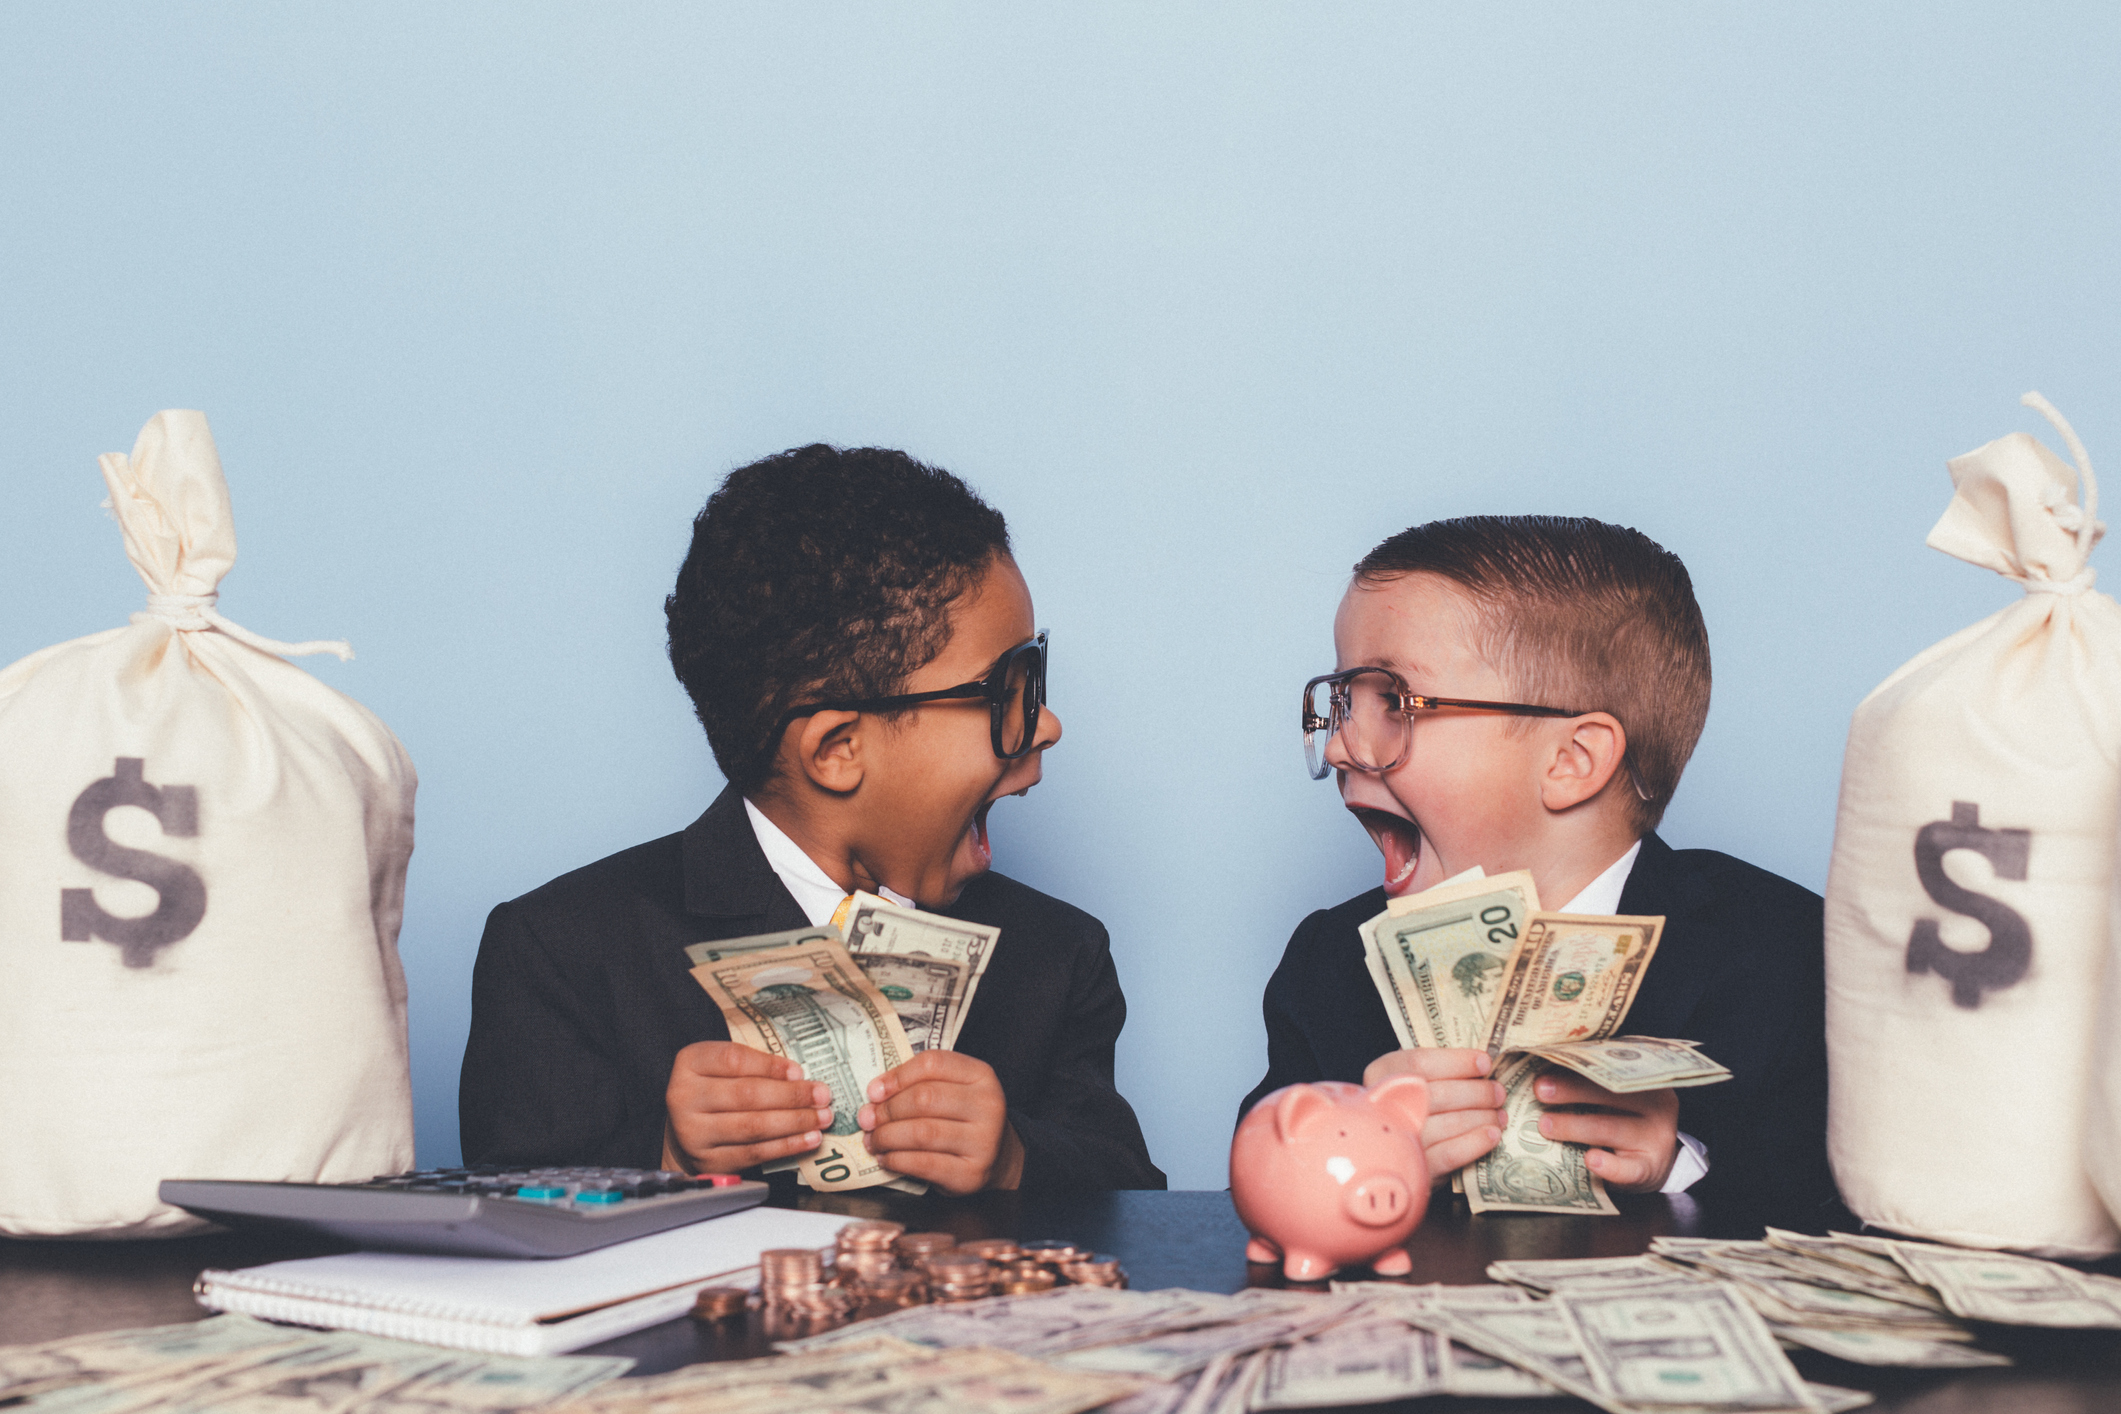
[1343,1173,1413,1227]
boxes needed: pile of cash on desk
[575,1226,2121,1414]
[15,1226,2121,1414]
[0,1316,633,1414]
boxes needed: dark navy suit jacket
[1240,833,1837,1210]
[461,785,1165,1193]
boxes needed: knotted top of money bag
[106,410,352,660]
[1928,392,2104,596]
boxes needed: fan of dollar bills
[683,893,998,1194]
[1360,866,1728,1215]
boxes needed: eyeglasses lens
[1305,670,1410,779]
[995,639,1044,758]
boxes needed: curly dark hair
[667,444,1012,794]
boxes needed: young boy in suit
[461,445,1163,1194]
[1243,516,1835,1210]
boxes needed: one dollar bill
[1512,1035,1732,1093]
[1464,1052,1618,1216]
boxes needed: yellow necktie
[829,894,854,932]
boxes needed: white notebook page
[201,1206,854,1326]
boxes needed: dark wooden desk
[5,1190,2119,1413]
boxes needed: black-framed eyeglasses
[776,631,1049,761]
[1301,666,1650,801]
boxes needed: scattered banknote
[558,1333,1136,1414]
[0,1319,629,1414]
[1363,871,1542,1050]
[1490,1236,2036,1371]
[1055,1299,1359,1378]
[1481,914,1664,1056]
[842,891,998,1051]
[683,926,841,967]
[1486,1256,1703,1295]
[0,1316,307,1403]
[688,936,915,1192]
[1554,1283,1818,1413]
[1464,1052,1620,1216]
[1878,1240,2121,1329]
[774,1285,1242,1360]
[1516,1036,1733,1092]
[1250,1316,1447,1408]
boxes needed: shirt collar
[1556,838,1644,916]
[741,797,914,927]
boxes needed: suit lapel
[1616,832,1719,1036]
[682,785,813,936]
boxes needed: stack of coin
[834,1221,906,1289]
[1000,1258,1049,1284]
[759,1247,851,1316]
[1060,1253,1127,1288]
[924,1252,996,1302]
[689,1287,750,1322]
[863,1267,929,1308]
[894,1231,957,1266]
[958,1237,1021,1264]
[1020,1239,1082,1266]
[997,1266,1057,1296]
[760,1303,852,1341]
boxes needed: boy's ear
[1539,712,1627,813]
[793,710,866,795]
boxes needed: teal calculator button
[514,1186,566,1202]
[575,1190,624,1205]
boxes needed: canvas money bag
[0,411,416,1237]
[1824,393,2121,1257]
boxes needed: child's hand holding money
[859,1050,1022,1193]
[663,1040,836,1174]
[1363,1047,1506,1181]
[1532,1069,1680,1191]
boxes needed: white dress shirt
[1554,840,1709,1195]
[742,797,914,926]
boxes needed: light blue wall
[4,5,2116,1188]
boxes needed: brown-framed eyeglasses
[1302,666,1650,802]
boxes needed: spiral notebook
[195,1206,853,1356]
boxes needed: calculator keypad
[359,1166,742,1211]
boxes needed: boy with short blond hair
[1244,515,1834,1209]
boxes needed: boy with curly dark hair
[460,445,1163,1193]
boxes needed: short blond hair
[1353,516,1711,831]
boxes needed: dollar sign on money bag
[1905,801,2031,1010]
[59,757,206,969]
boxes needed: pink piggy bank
[1230,1078,1430,1282]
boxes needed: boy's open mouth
[967,801,995,869]
[1351,806,1423,896]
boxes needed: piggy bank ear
[1367,1074,1429,1133]
[1273,1085,1337,1144]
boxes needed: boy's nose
[1321,722,1354,774]
[1033,703,1063,752]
